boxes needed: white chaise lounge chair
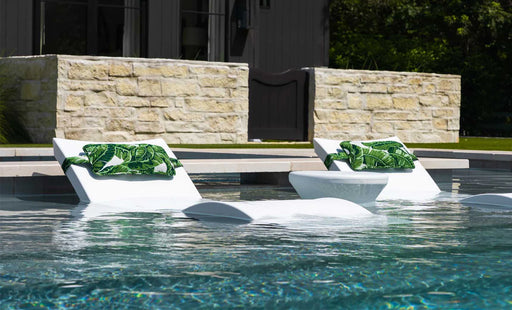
[460,193,512,208]
[53,138,373,223]
[289,137,441,201]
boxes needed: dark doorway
[248,68,309,141]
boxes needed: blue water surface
[1,169,512,309]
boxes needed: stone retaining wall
[1,55,460,144]
[310,68,461,142]
[1,55,249,143]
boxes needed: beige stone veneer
[1,55,460,143]
[310,68,461,143]
[1,55,248,143]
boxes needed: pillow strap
[324,152,348,169]
[62,156,89,173]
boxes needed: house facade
[0,0,329,73]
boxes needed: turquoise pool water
[1,169,512,309]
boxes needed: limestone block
[373,111,411,120]
[20,81,41,100]
[84,107,108,117]
[359,83,388,93]
[229,87,249,99]
[422,83,436,94]
[109,107,135,118]
[165,121,205,133]
[324,74,360,85]
[60,80,115,92]
[64,95,83,111]
[161,79,200,96]
[138,79,162,96]
[438,79,461,91]
[388,84,413,94]
[448,119,460,130]
[177,133,221,144]
[122,96,150,107]
[433,108,458,118]
[447,93,461,106]
[103,131,134,142]
[85,92,117,107]
[206,115,240,133]
[315,99,347,110]
[186,98,236,113]
[393,96,419,110]
[198,76,238,88]
[68,62,109,80]
[163,109,204,122]
[365,94,393,110]
[347,94,362,109]
[135,121,165,134]
[189,65,230,76]
[65,128,104,141]
[106,119,135,131]
[371,121,394,133]
[110,63,132,77]
[137,109,161,122]
[433,118,448,130]
[202,87,229,98]
[327,87,344,98]
[151,98,174,108]
[419,95,443,107]
[115,79,138,96]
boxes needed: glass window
[37,0,146,57]
[180,0,225,61]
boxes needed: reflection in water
[1,168,512,308]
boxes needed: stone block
[186,98,237,113]
[85,92,117,107]
[393,96,419,110]
[135,121,165,134]
[419,95,443,107]
[64,95,83,111]
[115,79,138,96]
[65,128,103,140]
[371,121,394,133]
[150,98,173,108]
[198,76,238,88]
[68,62,109,80]
[161,79,200,96]
[138,79,162,96]
[122,96,150,107]
[163,109,203,122]
[347,94,362,109]
[137,109,161,122]
[206,115,240,133]
[103,131,133,142]
[359,83,388,93]
[110,63,132,77]
[365,94,393,110]
[433,118,448,130]
[165,121,205,133]
[106,119,135,131]
[324,74,360,85]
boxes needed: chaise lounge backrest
[313,137,441,200]
[53,138,202,203]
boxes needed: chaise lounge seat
[53,138,374,223]
[289,137,441,202]
[460,193,512,208]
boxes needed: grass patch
[406,137,512,151]
[2,137,512,151]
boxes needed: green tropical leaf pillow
[62,143,183,177]
[324,140,417,171]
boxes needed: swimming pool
[1,168,512,309]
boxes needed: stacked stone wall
[1,55,460,144]
[311,68,461,143]
[56,56,249,143]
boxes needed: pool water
[1,169,512,309]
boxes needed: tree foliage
[330,0,512,136]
